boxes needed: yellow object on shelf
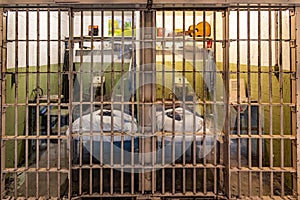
[187,21,211,37]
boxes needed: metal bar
[161,9,166,195]
[279,9,285,198]
[236,7,242,198]
[289,6,297,197]
[223,8,231,198]
[68,7,74,199]
[110,10,114,195]
[78,10,83,196]
[295,6,300,200]
[0,7,6,200]
[130,10,135,195]
[14,9,19,198]
[140,10,155,193]
[57,9,62,198]
[36,8,40,198]
[257,7,263,197]
[202,11,207,195]
[89,10,94,196]
[46,9,51,199]
[172,10,175,195]
[25,7,29,199]
[100,10,104,195]
[139,10,145,193]
[246,6,252,197]
[182,10,186,195]
[151,10,156,194]
[121,10,125,195]
[213,10,218,196]
[268,7,274,198]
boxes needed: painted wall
[6,11,69,69]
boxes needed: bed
[68,107,218,165]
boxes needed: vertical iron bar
[47,9,51,199]
[67,8,74,199]
[100,10,104,195]
[89,10,94,196]
[223,8,231,199]
[268,7,274,198]
[182,10,186,195]
[162,10,166,195]
[57,8,62,198]
[171,10,175,195]
[236,7,242,198]
[246,6,252,197]
[130,10,135,196]
[79,10,84,196]
[121,10,125,195]
[295,6,300,199]
[25,8,29,199]
[257,6,263,198]
[192,9,196,195]
[151,11,156,194]
[14,9,19,199]
[290,7,297,197]
[0,8,6,200]
[279,9,284,198]
[36,8,40,199]
[110,10,114,195]
[203,10,207,195]
[213,10,218,195]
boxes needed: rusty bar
[46,9,51,199]
[290,7,297,197]
[246,6,252,197]
[235,7,242,198]
[57,9,62,197]
[14,9,19,198]
[121,10,125,195]
[203,10,207,195]
[152,10,156,194]
[279,9,284,198]
[139,10,145,194]
[110,10,114,195]
[130,10,135,195]
[139,10,155,193]
[257,6,263,198]
[161,9,166,195]
[0,7,6,200]
[68,7,74,199]
[89,10,94,195]
[213,10,218,195]
[171,10,175,195]
[25,8,29,199]
[192,9,196,195]
[182,10,186,195]
[36,8,40,198]
[78,10,84,195]
[223,8,231,198]
[268,7,274,198]
[100,10,104,195]
[295,6,300,199]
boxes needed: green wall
[5,65,60,168]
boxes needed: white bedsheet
[66,109,138,142]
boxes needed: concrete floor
[4,139,292,199]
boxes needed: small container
[88,25,99,36]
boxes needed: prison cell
[0,4,298,199]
